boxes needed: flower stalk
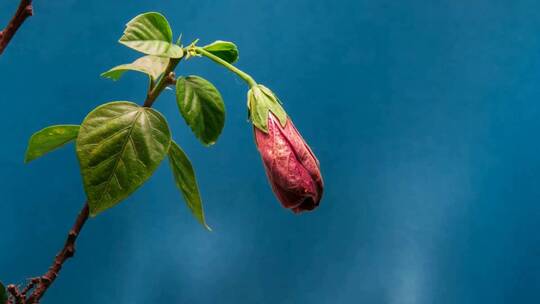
[195,47,257,88]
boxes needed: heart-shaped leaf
[176,76,225,146]
[202,40,239,63]
[119,12,183,58]
[0,281,7,304]
[25,125,80,163]
[168,141,210,230]
[101,55,169,81]
[76,101,171,216]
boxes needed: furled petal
[254,113,323,213]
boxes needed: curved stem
[195,47,257,88]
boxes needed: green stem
[143,57,182,107]
[195,47,257,88]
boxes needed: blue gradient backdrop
[1,1,540,303]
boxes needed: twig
[143,59,180,107]
[22,203,89,304]
[6,51,185,304]
[0,0,33,55]
[20,279,39,297]
[6,285,23,304]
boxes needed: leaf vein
[97,110,143,204]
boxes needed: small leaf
[202,40,239,63]
[25,125,80,163]
[176,76,225,146]
[0,281,7,304]
[119,12,183,58]
[76,101,171,216]
[168,141,210,230]
[101,55,169,81]
[247,85,287,132]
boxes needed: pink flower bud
[254,113,324,213]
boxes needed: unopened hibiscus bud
[248,85,324,213]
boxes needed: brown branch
[20,279,39,297]
[0,0,33,55]
[143,59,180,107]
[6,285,23,304]
[4,48,185,304]
[10,202,90,304]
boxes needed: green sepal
[202,40,239,64]
[24,125,80,163]
[119,12,183,58]
[168,141,211,230]
[101,55,169,81]
[247,85,287,132]
[76,101,171,216]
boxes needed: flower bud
[248,85,323,213]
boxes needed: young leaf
[0,281,6,304]
[202,40,239,64]
[119,12,183,58]
[76,101,171,216]
[25,125,80,163]
[176,76,225,146]
[101,55,169,81]
[168,141,210,230]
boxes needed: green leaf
[119,12,183,58]
[24,125,80,163]
[76,101,171,216]
[176,76,225,146]
[247,85,287,132]
[0,281,6,304]
[202,40,239,64]
[101,55,169,81]
[168,141,210,230]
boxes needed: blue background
[1,1,540,303]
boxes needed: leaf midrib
[96,109,143,205]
